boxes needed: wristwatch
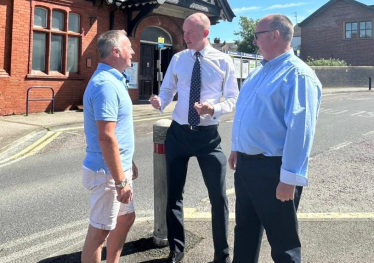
[115,179,128,189]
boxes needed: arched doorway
[139,26,173,100]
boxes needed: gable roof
[299,0,374,27]
[216,0,235,22]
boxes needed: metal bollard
[369,77,372,91]
[153,119,172,247]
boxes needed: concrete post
[153,119,172,247]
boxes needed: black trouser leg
[233,166,264,263]
[165,124,190,253]
[197,143,229,260]
[233,153,302,263]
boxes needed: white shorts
[82,166,135,230]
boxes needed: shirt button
[236,137,238,140]
[238,119,240,121]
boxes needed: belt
[239,152,280,159]
[173,120,218,131]
[239,152,266,159]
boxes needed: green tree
[234,16,259,54]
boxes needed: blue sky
[209,0,374,42]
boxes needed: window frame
[30,6,82,78]
[345,20,373,40]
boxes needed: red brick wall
[0,0,12,76]
[300,0,374,66]
[0,0,185,116]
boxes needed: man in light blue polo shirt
[81,30,138,263]
[229,15,322,263]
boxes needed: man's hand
[116,185,133,204]
[228,151,237,170]
[132,161,138,180]
[194,102,214,116]
[149,94,161,109]
[276,182,296,202]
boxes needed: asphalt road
[0,91,374,262]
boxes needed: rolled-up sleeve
[280,73,322,186]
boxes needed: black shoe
[213,256,231,263]
[166,251,184,263]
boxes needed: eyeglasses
[254,30,271,39]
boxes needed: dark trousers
[233,153,303,263]
[165,121,229,260]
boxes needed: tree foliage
[234,16,259,54]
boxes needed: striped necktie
[188,52,201,127]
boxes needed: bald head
[183,13,211,51]
[185,13,211,31]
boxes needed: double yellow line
[1,131,62,164]
[0,116,172,165]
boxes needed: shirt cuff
[211,104,221,120]
[280,168,309,186]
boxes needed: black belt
[239,152,266,159]
[173,120,218,131]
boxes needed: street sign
[158,37,165,49]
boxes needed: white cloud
[264,2,311,10]
[233,6,262,13]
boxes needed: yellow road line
[184,208,374,220]
[1,132,56,163]
[297,212,374,219]
[24,132,62,158]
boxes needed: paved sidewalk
[42,218,374,262]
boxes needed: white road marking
[0,217,153,262]
[363,130,374,136]
[329,141,352,151]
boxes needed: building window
[345,21,372,39]
[345,22,357,38]
[360,21,372,38]
[32,7,81,74]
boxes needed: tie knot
[195,52,201,58]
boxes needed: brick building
[299,0,374,66]
[0,0,234,116]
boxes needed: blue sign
[158,43,165,48]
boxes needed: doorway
[139,44,154,101]
[139,27,173,100]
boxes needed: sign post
[157,37,165,93]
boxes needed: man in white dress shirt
[150,12,238,263]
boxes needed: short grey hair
[97,30,128,60]
[268,14,294,42]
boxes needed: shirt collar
[190,45,211,58]
[97,63,124,81]
[261,49,294,67]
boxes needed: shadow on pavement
[37,237,168,263]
